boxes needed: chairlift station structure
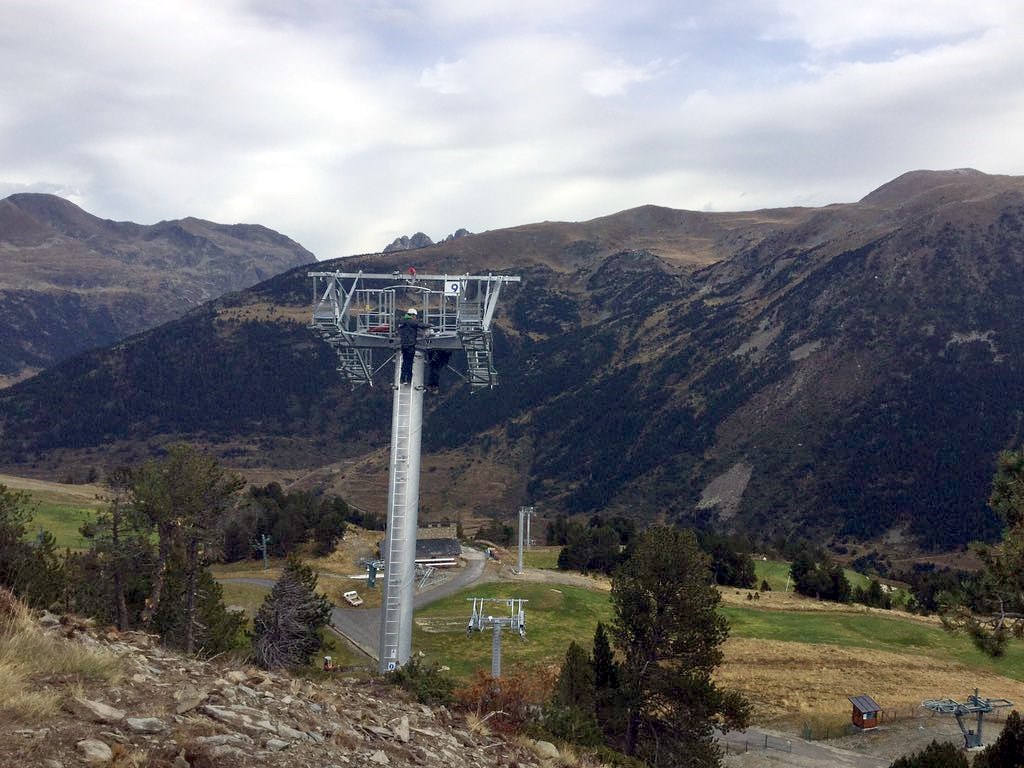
[310,269,520,672]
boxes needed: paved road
[327,547,487,659]
[221,547,488,661]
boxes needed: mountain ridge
[2,170,1022,554]
[0,193,314,385]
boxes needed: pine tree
[132,443,243,651]
[973,710,1024,768]
[0,485,66,608]
[592,620,623,740]
[944,449,1024,655]
[611,526,750,768]
[592,621,617,690]
[252,557,332,669]
[556,641,596,709]
[889,740,967,768]
[545,641,601,746]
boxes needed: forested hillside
[3,170,1023,551]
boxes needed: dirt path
[720,726,889,768]
[494,563,611,591]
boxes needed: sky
[2,1,1023,259]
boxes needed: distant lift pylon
[922,689,1013,748]
[309,269,521,672]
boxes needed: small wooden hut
[848,694,883,730]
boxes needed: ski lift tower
[922,689,1013,748]
[309,268,520,672]
[516,505,535,574]
[466,597,527,677]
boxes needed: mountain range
[0,193,313,386]
[2,169,1022,553]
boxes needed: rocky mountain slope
[2,608,553,768]
[2,169,1023,552]
[0,193,314,386]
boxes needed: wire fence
[799,706,1016,741]
[719,732,793,755]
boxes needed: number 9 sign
[445,281,461,297]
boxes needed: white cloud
[765,0,1015,51]
[420,59,470,95]
[1,1,1023,258]
[582,60,664,98]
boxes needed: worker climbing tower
[309,269,521,672]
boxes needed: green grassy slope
[29,502,94,550]
[411,578,1024,684]
[413,582,612,677]
[723,606,1024,680]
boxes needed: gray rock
[42,760,63,768]
[277,723,307,741]
[265,738,290,751]
[392,715,410,743]
[76,739,113,764]
[173,685,208,714]
[193,733,254,747]
[200,704,253,730]
[230,703,268,717]
[532,740,560,760]
[126,716,167,733]
[66,696,126,723]
[369,749,390,764]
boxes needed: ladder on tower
[456,289,496,388]
[313,329,374,386]
[334,346,373,385]
[381,381,413,667]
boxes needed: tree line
[549,514,757,589]
[0,444,340,667]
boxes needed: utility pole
[253,533,271,570]
[310,270,521,672]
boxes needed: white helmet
[407,308,418,316]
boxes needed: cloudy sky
[2,1,1023,259]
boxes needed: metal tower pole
[378,351,426,672]
[491,621,502,677]
[526,507,532,549]
[517,506,525,574]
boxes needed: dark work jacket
[397,318,428,348]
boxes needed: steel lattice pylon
[309,269,520,672]
[922,689,1013,748]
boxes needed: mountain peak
[858,168,1013,207]
[1,193,110,243]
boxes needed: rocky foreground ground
[1,612,557,768]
